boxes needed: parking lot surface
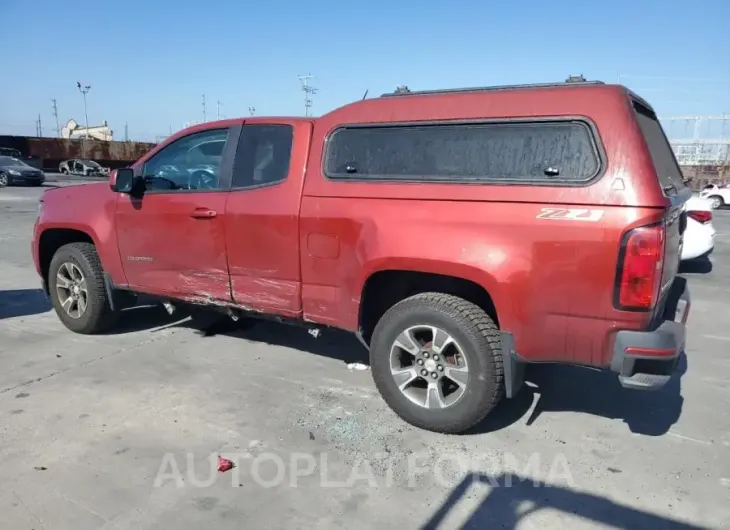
[1,184,729,529]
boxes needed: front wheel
[48,242,116,334]
[0,172,8,188]
[370,293,504,434]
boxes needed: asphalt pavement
[0,184,729,529]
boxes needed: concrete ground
[1,183,729,529]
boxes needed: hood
[45,181,108,194]
[3,164,42,173]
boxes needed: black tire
[370,293,504,434]
[61,168,68,174]
[48,242,116,334]
[708,195,724,209]
[0,172,8,188]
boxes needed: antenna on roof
[362,89,369,100]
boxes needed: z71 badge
[536,208,604,222]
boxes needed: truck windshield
[0,156,28,166]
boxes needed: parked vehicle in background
[0,156,45,187]
[698,183,730,209]
[0,147,23,159]
[681,196,715,261]
[33,79,691,433]
[59,159,109,177]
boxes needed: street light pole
[76,81,91,139]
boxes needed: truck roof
[319,81,656,124]
[167,116,315,141]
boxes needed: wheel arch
[38,228,98,293]
[356,259,511,345]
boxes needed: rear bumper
[11,174,45,184]
[610,278,690,390]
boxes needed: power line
[297,74,318,117]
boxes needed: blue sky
[1,0,728,141]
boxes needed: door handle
[190,208,218,219]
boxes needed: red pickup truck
[32,80,691,433]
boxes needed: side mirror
[111,167,144,197]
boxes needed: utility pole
[297,74,317,117]
[202,94,207,122]
[76,82,91,139]
[216,100,221,120]
[51,99,60,137]
[248,106,256,116]
[36,114,43,137]
[124,122,129,142]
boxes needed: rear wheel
[48,242,116,334]
[709,195,724,209]
[370,293,504,433]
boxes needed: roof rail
[380,79,605,98]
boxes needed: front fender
[36,183,126,285]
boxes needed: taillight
[614,223,665,311]
[687,210,712,224]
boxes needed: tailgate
[631,98,690,318]
[659,205,684,299]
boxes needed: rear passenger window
[232,124,293,188]
[324,121,601,184]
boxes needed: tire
[0,172,8,188]
[709,195,724,209]
[370,292,504,434]
[61,168,68,174]
[48,242,116,334]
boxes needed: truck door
[224,121,310,316]
[115,125,241,301]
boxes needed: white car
[681,196,716,261]
[698,184,730,209]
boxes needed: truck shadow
[111,304,685,437]
[422,472,703,529]
[0,288,52,319]
[470,354,685,437]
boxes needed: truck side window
[324,121,601,184]
[142,129,229,192]
[231,124,293,189]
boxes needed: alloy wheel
[55,262,89,319]
[389,325,469,409]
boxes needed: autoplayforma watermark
[152,449,575,490]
